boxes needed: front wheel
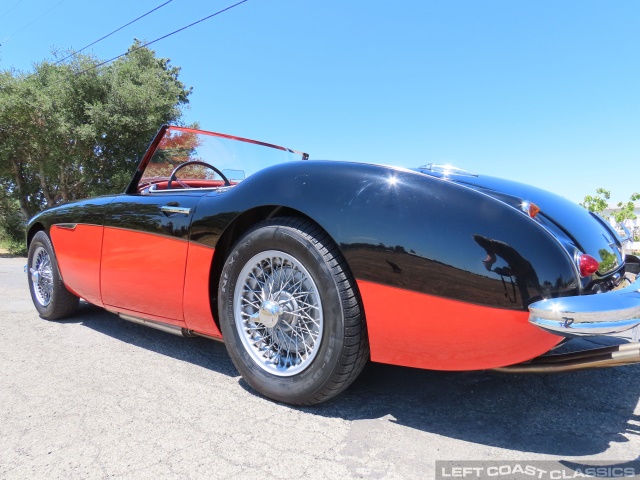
[27,231,79,320]
[218,217,369,405]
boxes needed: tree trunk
[59,165,69,202]
[10,158,31,221]
[37,163,55,208]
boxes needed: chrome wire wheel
[220,218,369,405]
[233,250,323,377]
[27,230,79,320]
[30,246,54,307]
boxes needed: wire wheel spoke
[31,246,53,307]
[234,250,323,377]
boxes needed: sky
[1,0,638,205]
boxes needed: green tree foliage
[0,191,27,255]
[611,192,640,225]
[0,41,191,251]
[580,189,640,242]
[579,188,611,215]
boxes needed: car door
[100,193,204,323]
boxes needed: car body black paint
[31,156,618,313]
[187,161,581,310]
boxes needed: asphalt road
[1,255,639,479]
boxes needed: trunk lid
[417,167,623,277]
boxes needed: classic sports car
[26,126,640,405]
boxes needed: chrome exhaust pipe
[186,330,224,343]
[118,313,191,338]
[110,312,222,341]
[493,342,640,373]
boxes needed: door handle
[161,205,191,215]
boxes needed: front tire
[27,231,79,320]
[219,217,369,405]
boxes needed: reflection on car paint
[473,234,542,305]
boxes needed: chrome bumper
[528,276,640,336]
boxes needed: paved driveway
[1,255,639,479]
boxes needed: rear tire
[218,217,369,405]
[27,231,79,320]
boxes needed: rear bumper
[528,276,640,336]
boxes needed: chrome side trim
[109,311,223,341]
[528,276,640,336]
[117,313,187,337]
[187,330,225,343]
[54,223,77,230]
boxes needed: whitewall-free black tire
[27,231,79,320]
[218,217,369,405]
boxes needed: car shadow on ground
[322,365,640,456]
[307,335,640,457]
[73,302,639,457]
[71,302,239,378]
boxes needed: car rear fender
[192,160,581,310]
[189,161,582,370]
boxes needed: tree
[0,41,192,252]
[580,188,640,241]
[611,193,640,225]
[579,188,611,215]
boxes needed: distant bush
[0,198,27,256]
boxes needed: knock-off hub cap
[30,268,40,283]
[259,300,283,328]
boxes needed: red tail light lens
[579,254,599,277]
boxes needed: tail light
[578,253,599,277]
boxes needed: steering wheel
[167,160,231,190]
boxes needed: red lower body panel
[358,280,562,370]
[53,224,220,335]
[101,228,187,322]
[50,224,104,306]
[183,244,222,338]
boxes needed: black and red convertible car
[26,126,640,405]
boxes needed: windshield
[138,126,308,190]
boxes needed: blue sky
[1,0,638,204]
